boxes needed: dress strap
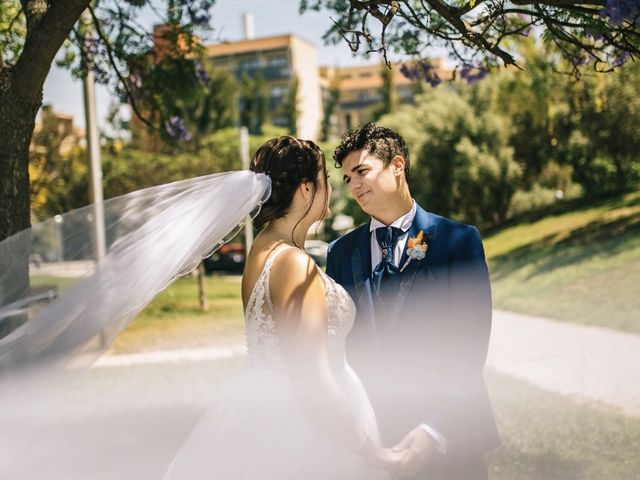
[263,243,294,315]
[263,243,293,273]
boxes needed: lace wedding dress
[164,244,389,480]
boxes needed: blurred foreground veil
[0,171,271,476]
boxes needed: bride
[163,136,403,479]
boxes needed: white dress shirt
[369,200,448,454]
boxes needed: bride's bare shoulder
[270,246,324,302]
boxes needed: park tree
[239,71,269,135]
[0,0,216,339]
[301,0,638,74]
[29,105,89,220]
[555,61,640,194]
[281,74,300,136]
[0,0,216,242]
[380,88,521,226]
[130,58,238,153]
[320,73,341,141]
[482,40,559,187]
[1,0,639,242]
[371,60,397,121]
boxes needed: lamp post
[81,9,107,347]
[53,214,64,263]
[239,126,254,253]
[81,9,106,265]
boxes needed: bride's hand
[361,443,405,472]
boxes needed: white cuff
[419,423,448,455]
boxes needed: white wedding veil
[0,171,270,477]
[0,170,270,370]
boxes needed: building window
[239,58,259,71]
[268,55,288,68]
[358,90,380,102]
[270,86,287,98]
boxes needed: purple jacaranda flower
[609,50,631,66]
[400,63,420,81]
[600,0,640,25]
[165,116,192,141]
[400,64,414,80]
[425,73,442,87]
[460,64,489,84]
[191,9,211,25]
[193,60,211,87]
[420,62,441,87]
[400,61,441,87]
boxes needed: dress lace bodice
[244,244,356,370]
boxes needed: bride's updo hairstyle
[250,136,328,237]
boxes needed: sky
[42,0,403,130]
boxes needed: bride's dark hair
[250,136,328,241]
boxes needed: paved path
[487,310,640,416]
[95,310,640,416]
[93,345,245,368]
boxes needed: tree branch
[20,0,47,36]
[3,4,24,35]
[510,0,606,6]
[424,0,517,65]
[13,0,91,99]
[87,5,157,132]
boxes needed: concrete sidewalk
[96,310,640,416]
[487,310,640,416]
[94,345,245,368]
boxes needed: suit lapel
[388,206,436,327]
[349,207,437,337]
[350,223,378,337]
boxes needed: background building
[320,60,449,136]
[137,18,450,144]
[207,33,323,140]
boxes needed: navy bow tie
[372,226,404,304]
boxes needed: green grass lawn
[30,275,79,291]
[484,190,640,334]
[109,274,245,354]
[486,370,640,480]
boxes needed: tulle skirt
[163,361,389,480]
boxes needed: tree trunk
[612,155,627,192]
[0,70,40,241]
[0,69,42,339]
[0,0,91,340]
[197,262,209,312]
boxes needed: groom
[326,124,499,479]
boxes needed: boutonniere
[400,230,430,272]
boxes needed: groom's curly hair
[250,136,328,242]
[333,123,410,179]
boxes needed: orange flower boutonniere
[400,230,429,272]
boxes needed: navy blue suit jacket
[326,204,499,462]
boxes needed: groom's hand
[390,427,436,478]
